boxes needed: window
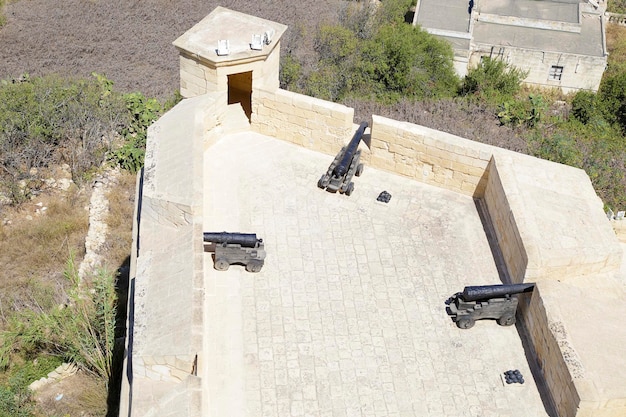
[549,65,563,81]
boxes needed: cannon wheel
[318,175,329,189]
[355,163,364,177]
[456,316,475,329]
[345,182,355,196]
[317,175,325,189]
[497,313,516,326]
[245,260,263,273]
[214,258,230,271]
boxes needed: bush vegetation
[283,0,459,103]
[608,0,626,13]
[0,71,168,415]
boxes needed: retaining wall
[120,94,215,417]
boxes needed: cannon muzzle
[203,232,261,248]
[460,283,535,302]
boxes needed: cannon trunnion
[318,121,369,196]
[203,232,266,272]
[446,283,535,329]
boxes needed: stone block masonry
[251,88,354,155]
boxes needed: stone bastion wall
[122,88,626,417]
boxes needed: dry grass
[102,171,136,273]
[606,24,626,75]
[0,0,342,101]
[0,187,89,322]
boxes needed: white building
[413,0,608,92]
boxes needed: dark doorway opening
[228,71,252,122]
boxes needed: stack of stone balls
[504,369,524,384]
[376,191,392,203]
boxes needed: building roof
[414,0,471,34]
[415,0,606,57]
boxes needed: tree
[597,71,626,134]
[356,23,458,101]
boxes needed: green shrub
[571,90,597,124]
[109,91,168,173]
[460,57,528,103]
[0,0,6,28]
[355,23,458,101]
[279,54,303,91]
[0,73,129,203]
[497,94,547,128]
[530,132,584,168]
[597,71,626,134]
[608,0,626,13]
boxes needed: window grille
[549,65,563,81]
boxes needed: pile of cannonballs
[504,369,524,384]
[376,191,392,203]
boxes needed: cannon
[445,283,535,329]
[203,232,266,272]
[318,121,370,196]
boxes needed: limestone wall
[178,43,281,99]
[120,94,214,417]
[251,88,354,154]
[367,115,492,196]
[469,45,607,93]
[521,288,581,417]
[483,158,529,284]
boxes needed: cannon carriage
[318,121,369,196]
[203,232,266,272]
[445,283,535,329]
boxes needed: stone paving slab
[203,132,551,417]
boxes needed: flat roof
[472,12,605,56]
[202,132,551,417]
[415,0,606,57]
[480,0,580,23]
[173,6,287,64]
[415,0,471,34]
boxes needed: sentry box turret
[203,232,266,272]
[445,283,535,329]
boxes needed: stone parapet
[120,94,210,417]
[368,115,492,196]
[520,277,626,417]
[251,88,354,154]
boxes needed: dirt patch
[33,370,107,417]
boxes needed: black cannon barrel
[203,232,260,248]
[461,283,535,302]
[332,121,369,178]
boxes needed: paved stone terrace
[203,132,551,417]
